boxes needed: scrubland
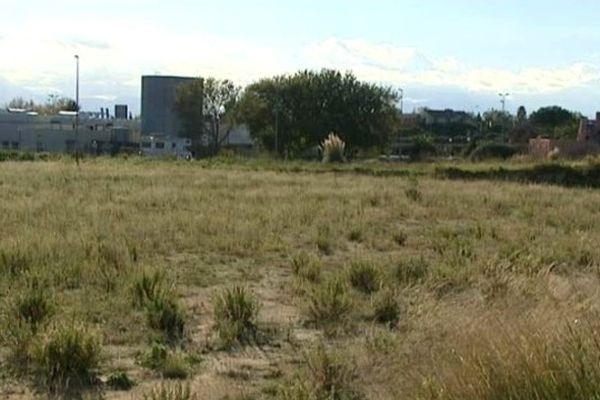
[1,157,600,399]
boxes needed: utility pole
[498,92,509,113]
[75,54,80,161]
[399,88,404,115]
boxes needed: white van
[139,135,192,159]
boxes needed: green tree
[516,106,527,125]
[237,69,399,156]
[529,106,580,139]
[175,78,240,156]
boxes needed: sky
[2,0,600,116]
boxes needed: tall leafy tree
[174,78,241,156]
[237,69,399,156]
[529,106,580,139]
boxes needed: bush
[470,143,519,160]
[419,323,600,400]
[396,257,429,285]
[33,324,102,390]
[291,252,322,283]
[142,382,197,400]
[141,343,192,379]
[320,133,346,163]
[347,261,382,294]
[106,370,136,390]
[0,246,32,276]
[316,226,334,255]
[213,286,260,348]
[14,288,54,333]
[133,270,167,308]
[392,231,408,246]
[146,294,186,344]
[307,278,352,326]
[281,343,364,400]
[371,287,400,327]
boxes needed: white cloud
[1,20,599,111]
[304,38,600,95]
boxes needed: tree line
[174,69,400,157]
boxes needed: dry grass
[0,157,599,399]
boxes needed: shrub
[396,257,429,285]
[141,343,191,379]
[142,382,197,400]
[0,246,32,276]
[347,226,364,242]
[146,294,186,344]
[316,226,334,255]
[405,176,422,202]
[347,261,382,294]
[106,370,136,390]
[281,344,364,400]
[371,287,400,327]
[392,231,408,246]
[419,323,600,400]
[291,252,322,283]
[213,286,260,348]
[32,324,102,390]
[133,270,166,308]
[307,278,352,326]
[320,133,346,163]
[470,143,519,160]
[14,288,54,333]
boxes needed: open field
[1,157,600,399]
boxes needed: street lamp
[498,92,509,113]
[75,55,80,156]
[398,88,404,115]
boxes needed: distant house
[577,112,600,144]
[418,108,471,126]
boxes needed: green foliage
[470,143,520,160]
[32,324,102,389]
[213,286,260,348]
[371,287,400,327]
[142,382,197,400]
[392,231,408,246]
[174,77,241,156]
[347,261,382,294]
[106,370,136,390]
[14,288,54,333]
[281,344,364,400]
[292,252,322,283]
[142,343,192,379]
[396,257,429,285]
[307,278,352,326]
[405,176,422,202]
[421,324,600,400]
[133,270,166,308]
[316,226,334,255]
[238,69,398,155]
[0,246,33,276]
[146,294,186,344]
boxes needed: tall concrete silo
[141,75,196,137]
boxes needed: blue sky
[2,0,600,115]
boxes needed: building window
[141,142,152,148]
[155,142,165,149]
[11,142,19,149]
[172,142,176,149]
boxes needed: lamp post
[498,92,509,113]
[75,55,80,155]
[399,88,404,115]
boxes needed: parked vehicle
[139,135,192,159]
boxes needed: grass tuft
[213,286,260,348]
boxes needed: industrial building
[0,108,140,154]
[141,75,196,138]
